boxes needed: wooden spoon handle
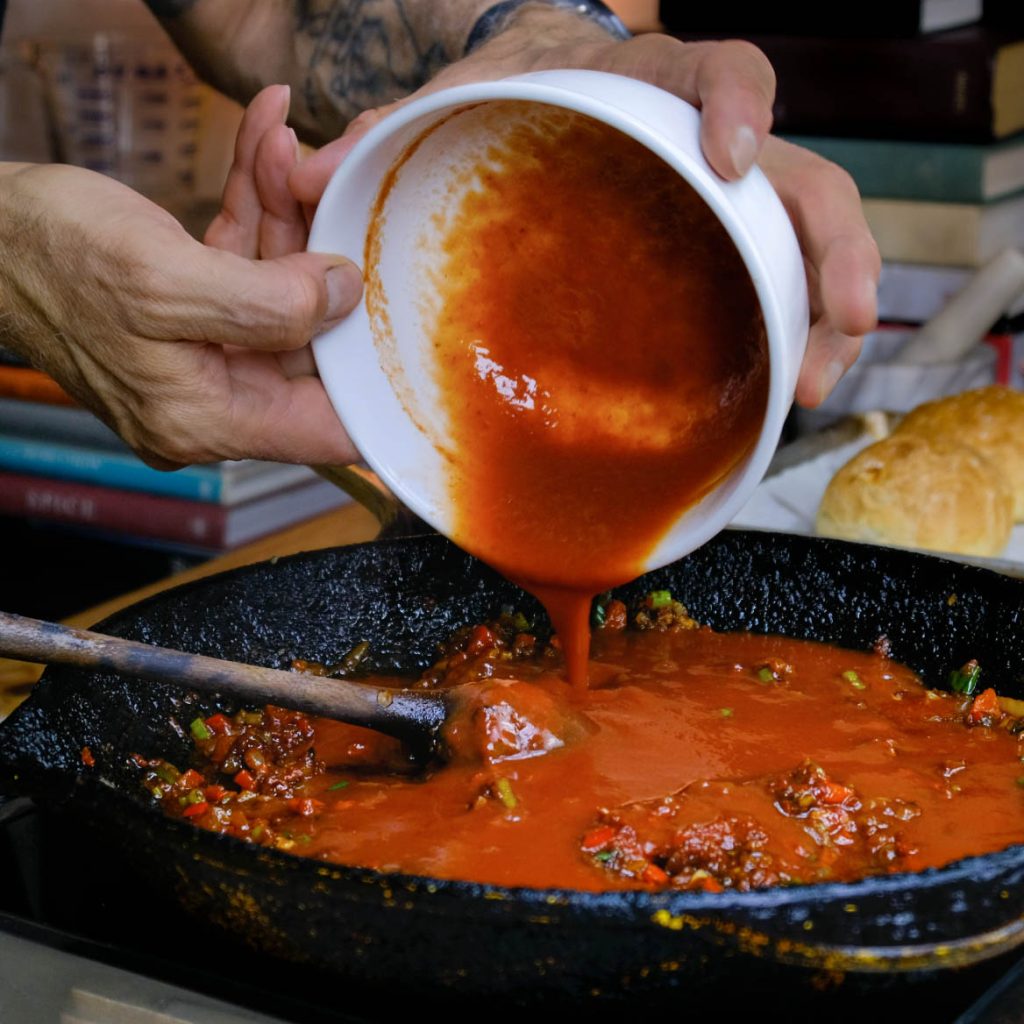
[0,611,446,748]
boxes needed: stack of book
[662,0,1024,385]
[0,353,351,554]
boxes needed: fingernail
[325,261,363,320]
[279,83,291,122]
[819,359,846,403]
[729,125,758,177]
[288,126,300,161]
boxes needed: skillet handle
[311,464,433,539]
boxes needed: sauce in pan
[142,603,1024,892]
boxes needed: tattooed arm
[147,0,611,145]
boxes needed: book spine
[0,399,127,451]
[860,199,983,266]
[657,2,981,37]
[0,366,75,406]
[0,471,229,545]
[673,31,1002,142]
[782,135,991,202]
[0,435,223,501]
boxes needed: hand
[0,147,363,468]
[286,12,878,409]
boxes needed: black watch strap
[465,0,631,55]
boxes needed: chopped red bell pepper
[234,769,256,791]
[968,687,1002,725]
[182,801,209,818]
[466,625,497,655]
[641,863,669,885]
[819,781,856,805]
[581,825,616,851]
[288,798,325,817]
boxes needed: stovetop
[0,796,1021,1024]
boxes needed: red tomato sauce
[368,105,769,685]
[144,613,1024,892]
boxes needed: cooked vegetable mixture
[136,597,1024,891]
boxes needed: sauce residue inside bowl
[369,106,769,684]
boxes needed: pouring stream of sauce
[371,105,769,685]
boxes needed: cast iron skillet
[1,529,1024,1001]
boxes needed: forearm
[147,1,621,144]
[148,0,499,143]
[0,163,67,367]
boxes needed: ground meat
[443,680,568,763]
[417,614,550,689]
[634,597,700,632]
[582,759,921,891]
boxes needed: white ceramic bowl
[310,69,809,578]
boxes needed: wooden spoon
[0,610,448,756]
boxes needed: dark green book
[781,134,1024,202]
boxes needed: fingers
[573,36,774,180]
[759,138,879,407]
[253,122,308,259]
[762,139,879,330]
[228,375,360,464]
[690,40,775,180]
[205,84,291,257]
[155,247,363,350]
[127,359,358,466]
[289,108,386,206]
[795,227,875,408]
[795,321,864,409]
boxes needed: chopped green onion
[328,780,350,791]
[189,717,213,741]
[1016,777,1024,788]
[842,670,866,690]
[186,788,205,805]
[720,707,734,718]
[757,667,775,684]
[495,777,518,810]
[511,611,532,632]
[149,785,165,800]
[595,851,613,863]
[592,601,607,628]
[241,710,263,725]
[949,660,982,696]
[646,590,672,609]
[155,762,180,784]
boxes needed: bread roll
[895,386,1024,521]
[817,434,1012,557]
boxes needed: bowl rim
[308,69,807,578]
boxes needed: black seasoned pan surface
[2,531,1024,1000]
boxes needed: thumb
[164,247,364,350]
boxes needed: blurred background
[1,0,1023,618]
[0,0,246,236]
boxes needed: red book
[0,472,350,550]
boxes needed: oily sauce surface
[150,621,1024,893]
[371,106,769,682]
